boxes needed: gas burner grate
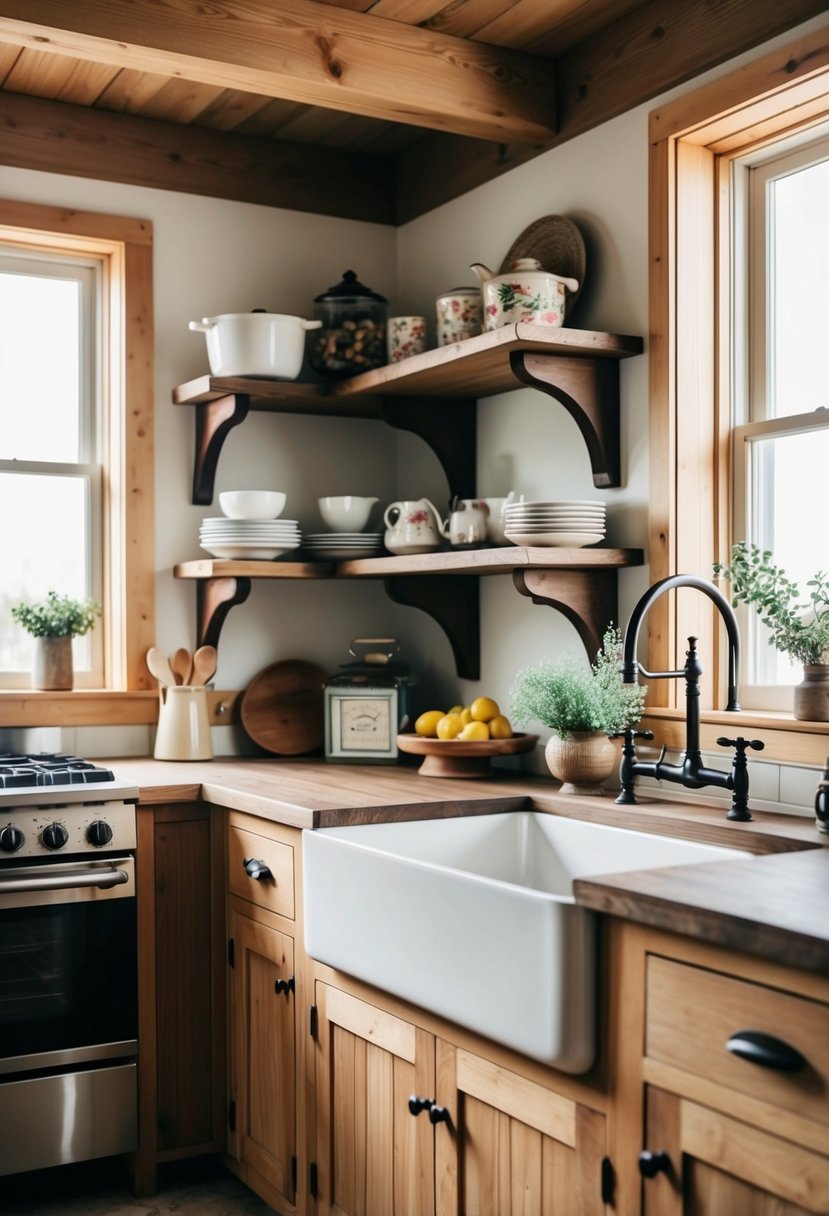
[0,753,116,789]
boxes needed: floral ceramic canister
[435,288,483,346]
[470,258,579,330]
[388,315,427,362]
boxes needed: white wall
[2,12,825,805]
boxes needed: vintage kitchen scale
[324,638,414,762]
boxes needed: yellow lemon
[415,709,444,737]
[459,720,490,741]
[459,707,473,726]
[436,713,462,740]
[489,714,513,739]
[447,704,464,716]
[470,695,500,722]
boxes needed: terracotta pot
[793,664,829,722]
[544,731,619,795]
[32,635,73,690]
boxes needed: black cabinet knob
[243,857,272,881]
[638,1150,671,1179]
[408,1095,433,1117]
[274,976,295,996]
[428,1104,449,1125]
[726,1029,805,1072]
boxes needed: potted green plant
[714,542,829,721]
[11,591,102,690]
[510,626,647,794]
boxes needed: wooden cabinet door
[435,1039,607,1216]
[314,981,436,1216]
[229,910,298,1212]
[642,1087,829,1215]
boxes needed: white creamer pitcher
[383,499,448,554]
[154,685,213,761]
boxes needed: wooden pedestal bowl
[396,731,538,778]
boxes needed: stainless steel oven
[0,753,139,1177]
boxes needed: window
[733,134,829,703]
[0,247,104,687]
[0,201,155,713]
[646,25,829,761]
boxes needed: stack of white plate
[199,516,302,560]
[303,532,385,560]
[503,500,606,547]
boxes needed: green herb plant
[11,590,102,639]
[509,626,647,739]
[714,542,829,666]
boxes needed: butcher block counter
[110,755,828,972]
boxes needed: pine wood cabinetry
[133,801,227,1195]
[312,978,610,1216]
[226,811,308,1215]
[611,924,829,1215]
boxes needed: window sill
[0,689,239,728]
[643,708,828,766]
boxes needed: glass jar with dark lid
[309,269,388,379]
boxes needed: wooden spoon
[146,646,175,687]
[191,645,217,686]
[170,647,193,686]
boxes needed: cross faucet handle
[716,735,765,754]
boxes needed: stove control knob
[42,822,69,851]
[0,825,24,853]
[86,820,113,847]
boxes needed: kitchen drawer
[646,955,829,1129]
[228,817,295,920]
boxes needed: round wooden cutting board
[240,659,329,755]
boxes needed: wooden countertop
[108,755,828,972]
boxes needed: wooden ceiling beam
[0,90,396,223]
[0,0,557,144]
[397,0,829,221]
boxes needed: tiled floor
[0,1157,277,1216]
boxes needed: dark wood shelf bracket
[384,574,480,679]
[509,351,621,488]
[512,567,619,660]
[192,393,250,504]
[197,576,252,648]
[380,397,477,497]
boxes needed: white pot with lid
[189,309,321,379]
[470,258,579,330]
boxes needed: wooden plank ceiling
[0,0,826,223]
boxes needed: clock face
[338,696,393,752]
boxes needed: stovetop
[0,753,117,789]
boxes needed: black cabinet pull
[428,1104,449,1125]
[726,1029,805,1072]
[243,856,272,881]
[408,1095,433,1117]
[639,1150,671,1179]
[275,976,295,996]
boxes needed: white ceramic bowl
[318,495,378,533]
[219,490,286,520]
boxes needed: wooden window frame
[645,22,829,765]
[0,201,156,727]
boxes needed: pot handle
[555,276,580,293]
[302,319,323,330]
[188,319,214,333]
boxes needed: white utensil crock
[154,685,213,761]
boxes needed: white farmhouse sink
[303,811,749,1073]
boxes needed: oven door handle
[0,860,131,894]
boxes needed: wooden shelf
[174,546,644,679]
[174,324,643,503]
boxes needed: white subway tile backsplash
[779,763,824,813]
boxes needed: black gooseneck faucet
[615,574,764,821]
